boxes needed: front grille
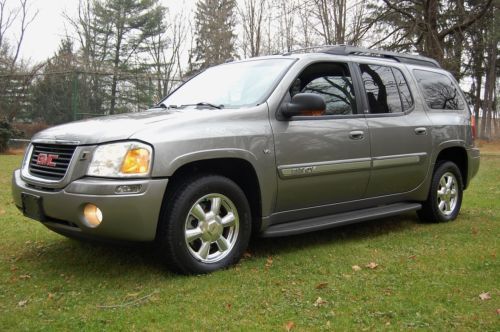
[28,144,77,180]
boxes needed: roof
[282,45,441,69]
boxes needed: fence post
[71,71,79,121]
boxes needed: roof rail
[282,45,339,56]
[321,45,440,68]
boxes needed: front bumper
[12,169,168,241]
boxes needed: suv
[12,46,480,274]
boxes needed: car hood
[32,108,220,145]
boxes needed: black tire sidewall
[427,161,464,222]
[159,175,251,274]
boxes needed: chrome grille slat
[28,143,77,180]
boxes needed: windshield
[161,58,295,108]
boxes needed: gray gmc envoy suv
[12,46,480,274]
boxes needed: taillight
[471,115,476,139]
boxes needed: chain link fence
[0,70,183,149]
[0,70,183,123]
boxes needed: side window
[360,64,402,113]
[392,68,413,111]
[290,62,356,116]
[413,70,465,110]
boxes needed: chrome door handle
[349,130,365,140]
[414,127,427,135]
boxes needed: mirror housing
[280,93,326,117]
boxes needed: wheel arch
[160,156,264,235]
[434,145,469,189]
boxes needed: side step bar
[261,202,422,238]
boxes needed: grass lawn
[0,153,498,331]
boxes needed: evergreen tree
[30,38,78,125]
[365,0,493,76]
[92,0,166,114]
[191,0,237,71]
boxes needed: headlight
[87,142,153,177]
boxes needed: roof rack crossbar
[321,45,440,68]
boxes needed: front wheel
[157,175,251,274]
[418,161,463,223]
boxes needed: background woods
[0,0,498,152]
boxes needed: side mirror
[280,93,326,117]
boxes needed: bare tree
[312,0,347,45]
[0,0,38,69]
[367,0,493,66]
[238,0,266,57]
[147,9,187,98]
[0,0,38,128]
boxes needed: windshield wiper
[181,102,224,109]
[155,103,179,109]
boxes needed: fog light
[84,204,103,228]
[115,184,142,194]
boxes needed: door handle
[414,127,427,135]
[349,130,365,140]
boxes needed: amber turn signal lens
[120,148,150,174]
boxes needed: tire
[418,161,463,223]
[157,174,251,274]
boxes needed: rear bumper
[12,169,168,241]
[466,147,480,189]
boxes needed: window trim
[353,62,416,118]
[412,68,465,112]
[391,67,414,112]
[276,61,364,121]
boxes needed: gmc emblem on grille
[36,153,58,167]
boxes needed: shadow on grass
[249,212,422,257]
[14,212,422,276]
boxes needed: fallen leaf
[315,282,328,289]
[313,297,328,307]
[471,227,478,235]
[19,274,31,280]
[408,255,416,260]
[366,262,379,269]
[479,292,491,300]
[352,265,362,271]
[225,303,232,310]
[0,209,5,215]
[243,251,252,258]
[496,308,500,315]
[265,256,273,269]
[125,292,141,299]
[47,293,54,300]
[285,321,295,331]
[18,299,28,307]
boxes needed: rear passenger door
[356,63,432,197]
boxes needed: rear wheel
[418,161,463,223]
[157,175,251,274]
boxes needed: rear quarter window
[413,70,465,110]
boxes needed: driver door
[271,61,371,218]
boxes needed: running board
[261,202,422,238]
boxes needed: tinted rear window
[360,64,402,113]
[413,70,465,110]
